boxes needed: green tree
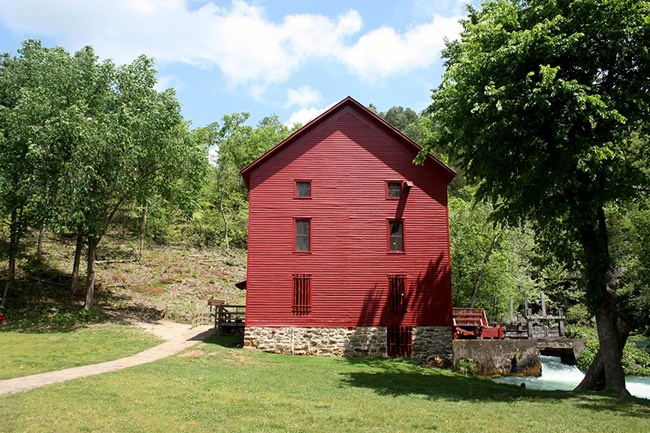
[423,0,650,396]
[0,40,80,305]
[375,105,423,143]
[208,114,292,249]
[449,185,541,319]
[610,198,650,333]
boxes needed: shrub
[572,326,650,376]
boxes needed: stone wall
[244,326,452,360]
[412,326,453,362]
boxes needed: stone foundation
[244,326,452,360]
[412,326,453,362]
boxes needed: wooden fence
[503,293,566,339]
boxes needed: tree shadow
[340,357,650,416]
[203,333,244,348]
[410,254,452,326]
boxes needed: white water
[493,355,650,400]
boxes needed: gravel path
[0,321,214,396]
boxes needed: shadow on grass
[340,357,650,416]
[203,333,244,348]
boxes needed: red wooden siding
[245,99,453,328]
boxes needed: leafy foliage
[573,326,650,376]
[196,114,294,248]
[423,0,650,392]
[0,40,208,309]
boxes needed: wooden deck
[208,299,245,335]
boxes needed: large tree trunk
[71,232,83,294]
[594,308,629,396]
[575,314,631,392]
[578,207,629,397]
[83,237,98,311]
[470,228,504,308]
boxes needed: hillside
[1,233,247,327]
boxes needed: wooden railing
[208,299,245,335]
[503,294,566,339]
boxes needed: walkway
[0,321,214,396]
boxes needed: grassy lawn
[1,335,648,433]
[0,324,163,379]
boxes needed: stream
[493,355,650,399]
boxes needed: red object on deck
[452,307,504,339]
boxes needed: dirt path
[0,321,214,396]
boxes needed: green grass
[1,335,648,433]
[0,324,163,379]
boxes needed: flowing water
[493,355,650,399]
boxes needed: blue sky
[0,0,471,129]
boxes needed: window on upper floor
[386,181,402,199]
[295,218,311,252]
[388,219,404,252]
[295,180,312,198]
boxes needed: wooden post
[217,304,224,336]
[526,308,533,339]
[509,296,514,323]
[541,292,547,317]
[558,308,565,337]
[524,295,528,314]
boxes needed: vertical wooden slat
[292,274,312,315]
[387,326,412,357]
[388,274,407,313]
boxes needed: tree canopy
[0,40,208,309]
[423,0,650,396]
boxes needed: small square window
[295,219,311,252]
[388,220,404,252]
[296,180,311,198]
[387,181,402,199]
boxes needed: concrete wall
[536,337,586,365]
[452,340,541,376]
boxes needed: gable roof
[241,96,456,189]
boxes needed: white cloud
[0,1,462,91]
[285,86,322,108]
[286,106,327,128]
[339,16,462,82]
